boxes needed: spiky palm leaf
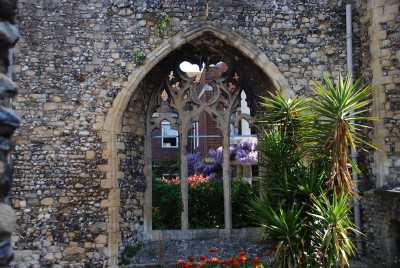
[311,74,374,194]
[258,127,302,205]
[260,93,313,146]
[309,192,361,268]
[252,200,305,268]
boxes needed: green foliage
[260,93,313,145]
[133,51,146,66]
[153,179,257,229]
[232,180,258,228]
[152,160,179,179]
[258,128,303,207]
[252,202,305,267]
[189,180,224,229]
[309,192,360,268]
[120,244,142,265]
[155,15,171,37]
[106,6,114,17]
[253,73,373,267]
[311,74,375,193]
[152,179,182,229]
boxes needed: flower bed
[177,250,275,268]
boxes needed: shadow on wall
[387,220,400,264]
[0,0,20,266]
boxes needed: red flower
[238,250,246,256]
[224,257,234,266]
[210,257,219,263]
[236,254,247,263]
[188,256,194,262]
[232,260,241,268]
[251,257,260,268]
[177,259,186,267]
[196,261,205,267]
[198,255,206,261]
[184,262,192,268]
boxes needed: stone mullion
[179,118,189,230]
[222,124,232,231]
[143,112,153,235]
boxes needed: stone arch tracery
[102,23,293,266]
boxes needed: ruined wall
[361,190,400,267]
[0,0,19,267]
[119,86,147,250]
[11,0,351,266]
[359,0,400,188]
[356,0,400,266]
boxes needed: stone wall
[119,89,147,250]
[360,0,400,188]
[355,0,400,266]
[361,190,400,267]
[0,0,19,267]
[11,0,353,266]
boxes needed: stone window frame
[143,61,262,238]
[102,24,293,265]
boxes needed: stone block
[395,142,400,153]
[43,103,58,111]
[95,234,107,244]
[40,198,54,206]
[64,246,85,256]
[85,150,95,160]
[100,179,112,189]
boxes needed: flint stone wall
[10,0,367,266]
[361,190,400,267]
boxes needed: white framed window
[161,121,179,148]
[192,121,199,150]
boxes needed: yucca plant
[258,127,302,207]
[253,73,373,268]
[252,201,305,268]
[309,192,360,267]
[311,74,374,194]
[260,93,313,149]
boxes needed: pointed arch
[101,22,293,266]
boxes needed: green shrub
[133,51,146,66]
[152,179,257,229]
[253,74,372,267]
[152,179,182,229]
[155,15,171,37]
[120,244,142,265]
